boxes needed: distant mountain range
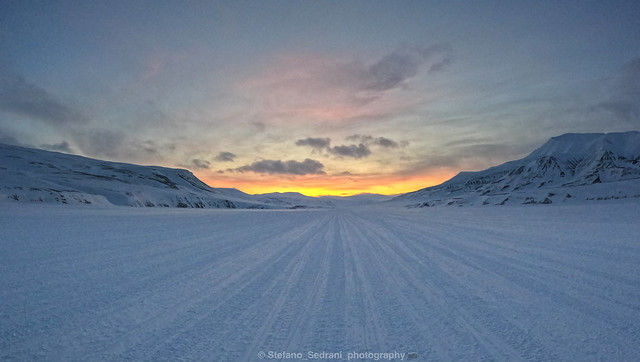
[0,143,392,209]
[3,131,640,209]
[393,131,640,207]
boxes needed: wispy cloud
[239,44,452,122]
[71,129,172,163]
[191,158,210,169]
[346,134,405,148]
[364,44,452,92]
[0,131,23,146]
[234,158,325,175]
[40,141,72,153]
[72,128,125,159]
[373,137,400,148]
[397,140,535,179]
[215,151,237,162]
[0,72,88,125]
[593,57,640,124]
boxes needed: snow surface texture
[2,202,640,360]
[393,131,640,207]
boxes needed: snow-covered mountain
[0,143,274,208]
[252,192,336,209]
[319,193,395,207]
[393,131,640,207]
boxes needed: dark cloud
[364,45,452,92]
[346,134,406,148]
[0,131,22,146]
[234,158,325,175]
[72,128,125,159]
[373,137,399,148]
[593,57,640,123]
[295,136,371,158]
[71,128,173,162]
[296,134,405,159]
[295,137,331,150]
[346,134,374,143]
[337,171,354,176]
[41,141,72,153]
[330,144,371,159]
[215,151,237,162]
[191,159,210,169]
[0,73,88,125]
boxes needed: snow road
[2,203,640,361]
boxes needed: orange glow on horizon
[196,170,455,197]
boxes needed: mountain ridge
[393,131,640,207]
[0,143,273,208]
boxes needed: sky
[1,0,639,196]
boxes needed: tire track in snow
[339,211,445,359]
[343,210,554,360]
[367,208,640,360]
[3,205,640,361]
[115,211,336,360]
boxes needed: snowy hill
[225,190,393,209]
[252,192,336,209]
[0,143,273,208]
[393,131,640,207]
[319,193,395,207]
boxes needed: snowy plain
[1,201,640,361]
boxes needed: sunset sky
[1,1,639,196]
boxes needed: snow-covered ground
[2,202,640,361]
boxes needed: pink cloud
[237,45,452,123]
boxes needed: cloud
[72,128,125,158]
[346,134,374,143]
[295,137,331,150]
[364,44,452,92]
[215,151,237,162]
[191,158,210,169]
[296,134,405,159]
[240,44,452,122]
[0,130,23,146]
[593,57,640,124]
[0,73,88,125]
[346,134,406,148]
[373,137,399,148]
[398,141,535,178]
[70,127,176,162]
[295,136,373,158]
[330,144,371,159]
[234,158,325,175]
[41,141,72,153]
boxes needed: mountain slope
[252,192,336,209]
[393,131,640,207]
[0,143,271,208]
